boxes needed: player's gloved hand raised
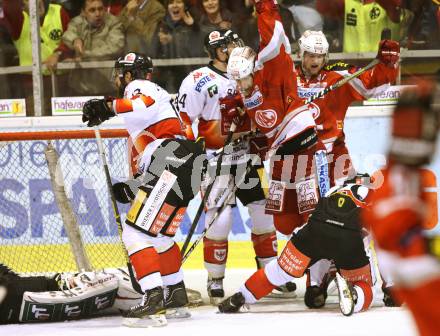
[82,97,115,127]
[377,39,400,68]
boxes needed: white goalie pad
[19,271,119,322]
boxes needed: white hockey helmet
[298,30,329,59]
[227,46,257,80]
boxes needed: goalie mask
[113,52,154,96]
[204,29,244,61]
[389,79,440,167]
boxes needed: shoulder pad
[324,62,354,72]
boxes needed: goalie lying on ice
[0,265,142,324]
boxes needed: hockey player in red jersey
[82,52,205,327]
[296,29,399,187]
[177,29,279,304]
[363,80,440,336]
[226,0,328,240]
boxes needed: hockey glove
[249,132,269,161]
[377,39,400,68]
[219,93,250,135]
[82,98,115,127]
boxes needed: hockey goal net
[0,128,131,275]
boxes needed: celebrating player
[82,52,205,327]
[296,29,399,188]
[225,0,327,240]
[363,80,440,335]
[295,29,400,307]
[177,29,279,304]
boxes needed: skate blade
[265,290,297,299]
[123,314,167,328]
[209,296,224,306]
[335,273,354,317]
[166,307,191,319]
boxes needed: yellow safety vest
[14,4,63,69]
[343,0,400,53]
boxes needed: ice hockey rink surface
[1,269,418,336]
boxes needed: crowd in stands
[0,0,438,112]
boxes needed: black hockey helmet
[114,52,154,80]
[204,29,244,59]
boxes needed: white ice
[1,269,419,336]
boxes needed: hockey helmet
[227,46,257,80]
[204,29,244,59]
[389,79,440,166]
[114,52,153,81]
[298,30,329,60]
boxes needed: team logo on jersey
[207,84,218,97]
[307,102,320,120]
[214,248,227,262]
[193,71,203,81]
[255,109,277,128]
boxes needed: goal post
[0,128,130,275]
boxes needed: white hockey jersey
[113,79,184,174]
[177,63,237,150]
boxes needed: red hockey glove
[220,93,251,135]
[377,39,400,68]
[249,133,269,161]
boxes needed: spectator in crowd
[3,0,70,115]
[198,0,236,35]
[404,0,440,49]
[52,0,82,17]
[0,1,18,99]
[62,0,124,96]
[151,0,204,92]
[119,0,165,54]
[316,0,413,53]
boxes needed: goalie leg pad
[19,272,118,322]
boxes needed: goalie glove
[82,97,115,127]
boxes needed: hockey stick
[306,28,392,105]
[180,121,239,256]
[305,58,380,104]
[182,151,259,263]
[94,128,143,294]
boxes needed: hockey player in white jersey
[177,29,280,304]
[82,52,205,327]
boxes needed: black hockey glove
[82,98,115,127]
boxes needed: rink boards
[1,105,439,272]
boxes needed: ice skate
[123,286,167,328]
[335,272,356,316]
[218,292,245,313]
[164,281,191,319]
[207,278,224,305]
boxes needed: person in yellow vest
[4,0,70,72]
[316,0,413,52]
[3,0,70,115]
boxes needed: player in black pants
[219,180,375,316]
